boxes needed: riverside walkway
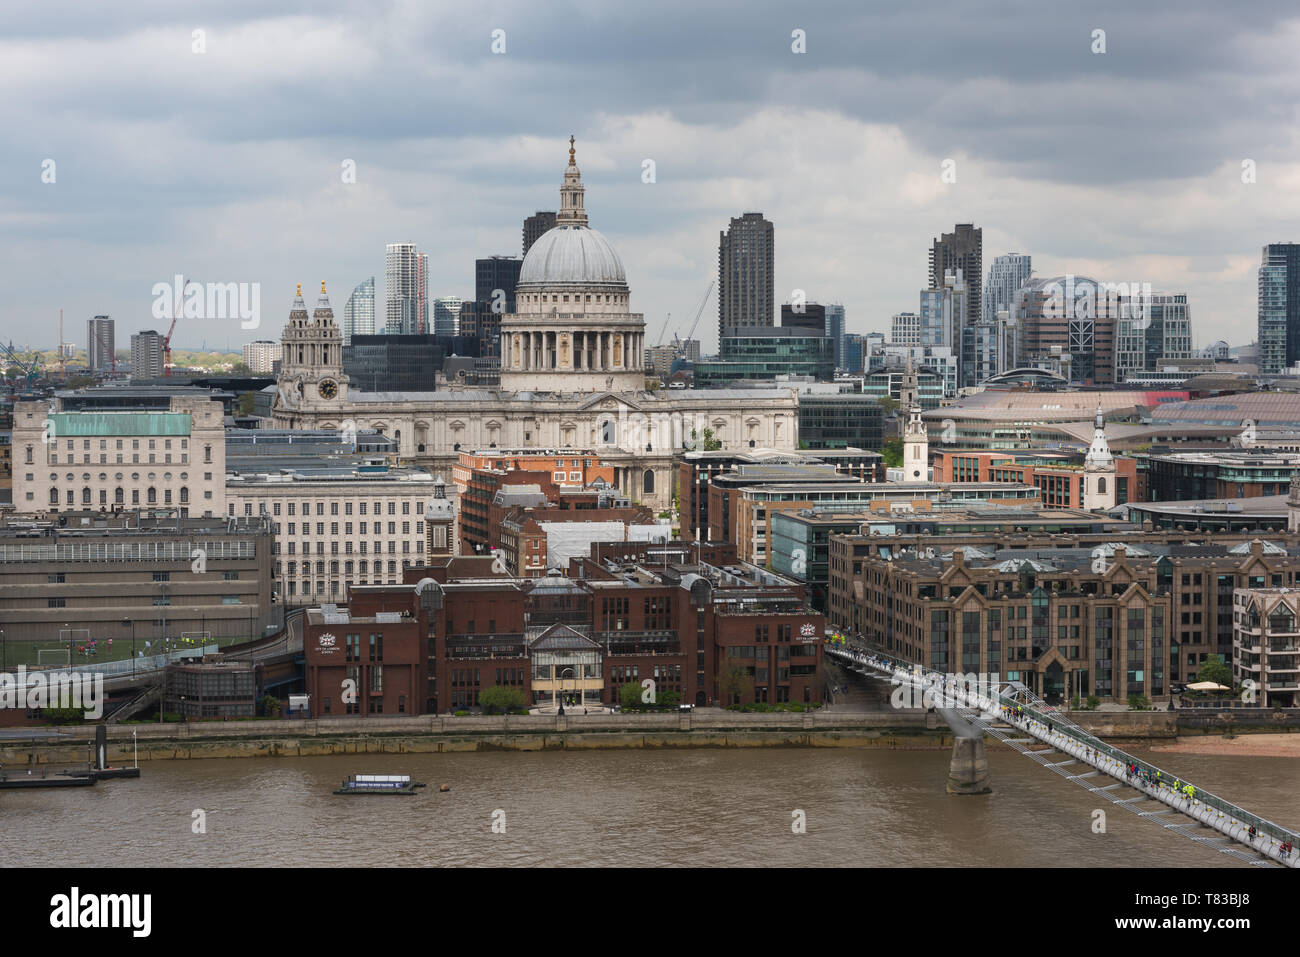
[827,642,1300,868]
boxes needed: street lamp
[557,666,575,715]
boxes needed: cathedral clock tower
[273,282,349,426]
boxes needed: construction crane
[673,280,713,359]
[0,341,43,387]
[164,277,198,376]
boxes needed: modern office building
[694,326,834,387]
[342,276,375,345]
[475,255,523,314]
[824,304,846,368]
[1013,276,1120,385]
[242,340,282,374]
[982,253,1032,323]
[385,243,427,334]
[718,212,775,339]
[10,396,227,516]
[432,296,463,338]
[797,393,884,450]
[130,330,165,380]
[87,316,115,372]
[780,302,825,333]
[929,224,982,329]
[1258,243,1300,375]
[523,211,557,256]
[892,312,922,346]
[343,334,444,393]
[842,333,866,375]
[0,510,274,644]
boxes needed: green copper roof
[50,412,192,437]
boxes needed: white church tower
[1083,403,1116,511]
[903,401,929,483]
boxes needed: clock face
[318,379,338,400]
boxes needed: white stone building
[11,396,226,516]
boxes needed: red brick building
[301,540,824,715]
[931,449,1140,508]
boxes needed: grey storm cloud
[1,0,1298,351]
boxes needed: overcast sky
[3,0,1299,355]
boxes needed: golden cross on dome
[296,283,301,297]
[569,134,575,165]
[321,280,326,294]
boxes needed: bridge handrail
[826,640,1300,849]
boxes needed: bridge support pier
[946,735,992,795]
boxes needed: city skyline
[4,2,1299,355]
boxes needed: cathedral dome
[519,224,626,286]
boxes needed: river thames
[5,745,1298,867]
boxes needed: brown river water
[4,746,1298,867]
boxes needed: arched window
[115,487,124,505]
[99,489,107,506]
[82,487,91,505]
[147,487,157,504]
[66,490,74,505]
[642,469,655,495]
[49,487,58,505]
[1098,477,1107,495]
[180,486,189,504]
[601,420,616,444]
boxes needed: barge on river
[333,774,425,795]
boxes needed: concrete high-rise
[718,212,774,341]
[1259,243,1300,375]
[342,276,375,345]
[386,243,426,334]
[983,253,1032,323]
[242,340,282,374]
[86,316,115,372]
[929,224,982,329]
[129,330,165,380]
[523,211,557,256]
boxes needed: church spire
[556,134,588,227]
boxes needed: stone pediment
[575,392,647,413]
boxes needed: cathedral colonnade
[511,330,642,372]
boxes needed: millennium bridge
[826,642,1300,868]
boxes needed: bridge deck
[827,642,1299,868]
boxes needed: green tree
[619,680,645,710]
[1196,654,1232,689]
[880,438,904,468]
[690,427,722,452]
[41,706,86,725]
[719,662,753,706]
[236,391,256,416]
[65,375,94,389]
[876,396,899,416]
[229,361,253,376]
[479,684,527,714]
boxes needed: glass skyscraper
[343,277,375,345]
[1259,244,1300,375]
